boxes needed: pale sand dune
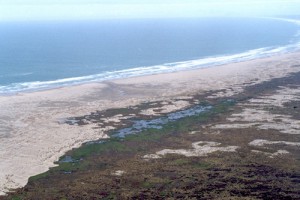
[249,139,300,147]
[251,149,290,158]
[212,84,300,134]
[0,52,300,194]
[143,141,239,159]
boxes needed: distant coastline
[1,17,300,95]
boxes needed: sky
[0,0,300,21]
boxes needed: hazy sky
[0,0,300,21]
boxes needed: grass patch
[71,138,130,160]
[142,181,154,188]
[102,193,117,200]
[124,129,163,142]
[173,158,190,165]
[11,196,23,200]
[192,161,212,169]
[53,161,90,172]
[212,100,236,114]
[29,171,50,182]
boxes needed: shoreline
[1,42,300,96]
[2,50,298,97]
[1,51,300,195]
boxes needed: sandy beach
[1,52,300,195]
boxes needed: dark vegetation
[3,72,300,200]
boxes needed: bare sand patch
[102,114,134,124]
[249,139,300,147]
[247,86,300,107]
[139,100,190,116]
[251,149,290,158]
[143,141,239,159]
[112,170,126,176]
[212,85,300,135]
[189,131,201,135]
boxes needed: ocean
[0,17,300,94]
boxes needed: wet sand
[0,52,300,195]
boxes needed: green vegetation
[70,138,129,160]
[124,128,163,142]
[26,99,236,186]
[29,171,50,182]
[6,99,239,198]
[11,196,23,200]
[173,158,190,165]
[192,161,212,169]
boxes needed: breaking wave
[1,18,300,95]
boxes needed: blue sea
[0,17,300,94]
